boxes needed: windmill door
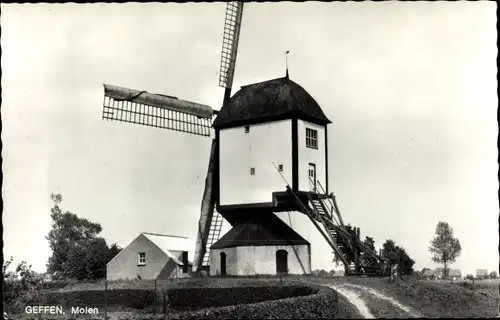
[308,163,316,192]
[276,250,288,274]
[220,252,227,276]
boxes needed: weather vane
[285,50,290,77]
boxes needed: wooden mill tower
[208,75,331,275]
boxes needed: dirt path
[324,282,420,318]
[326,284,375,318]
[342,283,420,317]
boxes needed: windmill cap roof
[213,76,331,128]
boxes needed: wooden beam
[104,84,213,118]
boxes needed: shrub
[23,289,155,311]
[167,285,316,311]
[168,285,359,319]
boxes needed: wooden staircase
[309,198,340,245]
[306,179,384,275]
[202,210,224,267]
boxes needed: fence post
[37,287,42,320]
[153,279,157,315]
[162,290,167,315]
[104,280,108,320]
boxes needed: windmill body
[206,75,332,276]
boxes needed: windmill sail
[191,1,245,274]
[192,138,219,272]
[102,84,214,137]
[219,2,244,90]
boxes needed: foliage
[27,289,155,311]
[46,193,122,280]
[64,238,121,280]
[3,256,15,278]
[488,271,497,279]
[428,221,461,278]
[12,283,360,318]
[167,286,316,311]
[361,236,378,267]
[3,256,45,310]
[381,240,415,276]
[396,247,415,276]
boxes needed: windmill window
[250,167,255,175]
[138,252,146,266]
[245,126,250,133]
[306,128,318,149]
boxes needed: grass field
[5,275,499,319]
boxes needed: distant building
[435,268,445,279]
[449,269,462,280]
[476,269,488,279]
[423,269,435,279]
[106,232,192,281]
[42,273,54,282]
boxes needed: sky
[2,2,498,276]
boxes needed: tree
[489,271,498,279]
[381,240,415,276]
[428,222,462,278]
[396,247,415,276]
[465,274,474,280]
[381,240,399,273]
[3,256,14,278]
[318,269,328,277]
[361,236,378,267]
[46,193,121,280]
[3,257,44,308]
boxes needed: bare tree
[428,222,461,278]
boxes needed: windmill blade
[192,139,219,273]
[102,84,215,137]
[218,2,244,91]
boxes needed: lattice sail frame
[219,2,244,89]
[102,84,214,137]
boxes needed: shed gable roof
[213,76,331,129]
[142,233,192,266]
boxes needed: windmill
[101,2,386,276]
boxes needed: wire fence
[5,278,192,319]
[3,256,362,320]
[3,263,202,320]
[3,269,347,319]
